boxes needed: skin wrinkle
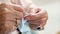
[0,0,48,34]
[0,3,24,34]
[11,0,48,30]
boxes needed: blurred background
[32,0,60,34]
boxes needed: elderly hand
[25,8,47,20]
[0,3,24,34]
[25,8,48,30]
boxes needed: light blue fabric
[20,18,31,32]
[18,18,36,34]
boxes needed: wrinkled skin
[0,3,24,34]
[11,0,48,30]
[25,8,48,30]
[0,1,48,34]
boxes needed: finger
[29,8,41,14]
[34,8,41,13]
[12,5,24,12]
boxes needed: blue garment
[18,18,36,34]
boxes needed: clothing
[18,18,36,34]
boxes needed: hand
[0,3,24,34]
[25,8,48,20]
[25,8,48,30]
